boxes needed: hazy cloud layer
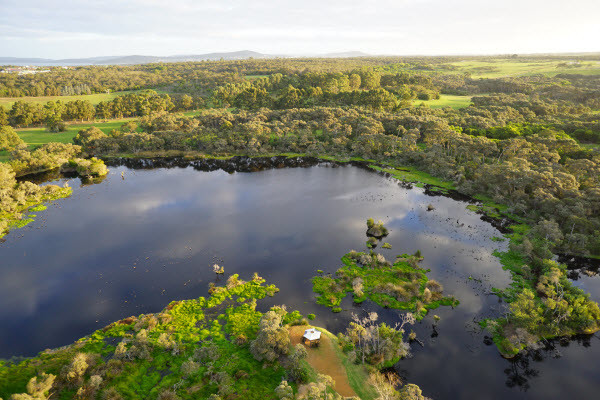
[1,0,599,57]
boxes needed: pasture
[15,118,139,148]
[413,94,473,109]
[0,110,203,161]
[0,89,169,109]
[448,59,600,78]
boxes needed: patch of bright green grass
[448,59,600,78]
[413,94,473,109]
[1,91,127,109]
[369,164,455,190]
[0,90,164,109]
[15,118,140,149]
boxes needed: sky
[1,0,599,58]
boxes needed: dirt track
[289,326,356,397]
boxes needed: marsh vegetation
[312,245,457,318]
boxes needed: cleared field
[449,60,600,78]
[0,110,203,160]
[0,89,169,108]
[15,118,139,148]
[413,94,473,109]
[288,326,377,400]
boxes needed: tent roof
[303,328,321,341]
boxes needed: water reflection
[1,160,599,399]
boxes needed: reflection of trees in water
[566,266,599,281]
[105,155,326,173]
[504,354,539,391]
[16,167,106,187]
[502,334,594,391]
[558,254,600,281]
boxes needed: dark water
[1,160,599,400]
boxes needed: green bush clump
[0,162,72,239]
[366,219,389,239]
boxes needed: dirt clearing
[289,325,356,398]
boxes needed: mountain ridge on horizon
[0,50,372,66]
[2,50,599,67]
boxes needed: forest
[1,54,600,399]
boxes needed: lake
[1,158,599,399]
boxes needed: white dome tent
[302,328,321,346]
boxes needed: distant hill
[0,50,373,66]
[0,50,279,66]
[162,50,276,62]
[318,51,371,58]
[0,57,58,65]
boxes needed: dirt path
[289,326,356,398]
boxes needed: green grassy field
[0,110,203,162]
[15,118,139,148]
[581,143,600,151]
[0,89,170,108]
[448,59,600,78]
[412,94,473,109]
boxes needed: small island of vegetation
[366,219,389,239]
[313,245,457,318]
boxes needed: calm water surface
[1,161,599,399]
